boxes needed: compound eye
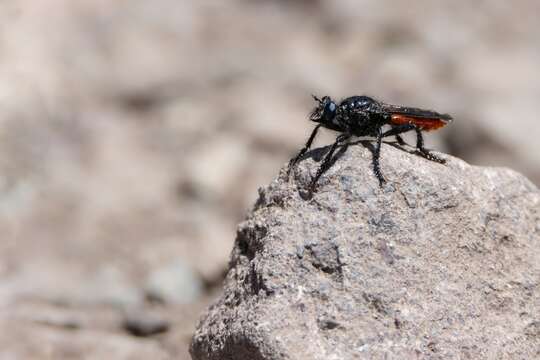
[328,102,336,112]
[325,102,336,115]
[321,101,337,123]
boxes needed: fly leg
[381,125,409,145]
[381,123,415,140]
[287,124,322,176]
[372,128,385,186]
[382,124,445,164]
[308,133,350,193]
[413,127,446,164]
[395,134,407,146]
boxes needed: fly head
[310,95,337,125]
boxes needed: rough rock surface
[191,143,540,360]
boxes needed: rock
[145,260,203,305]
[122,309,170,337]
[190,143,540,360]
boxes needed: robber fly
[288,95,452,192]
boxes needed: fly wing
[381,103,452,120]
[381,102,452,131]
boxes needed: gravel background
[0,1,538,358]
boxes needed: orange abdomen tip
[390,114,449,131]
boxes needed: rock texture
[191,143,540,360]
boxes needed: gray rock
[190,143,540,360]
[145,260,203,305]
[122,309,170,337]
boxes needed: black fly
[288,95,452,193]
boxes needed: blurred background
[0,0,538,358]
